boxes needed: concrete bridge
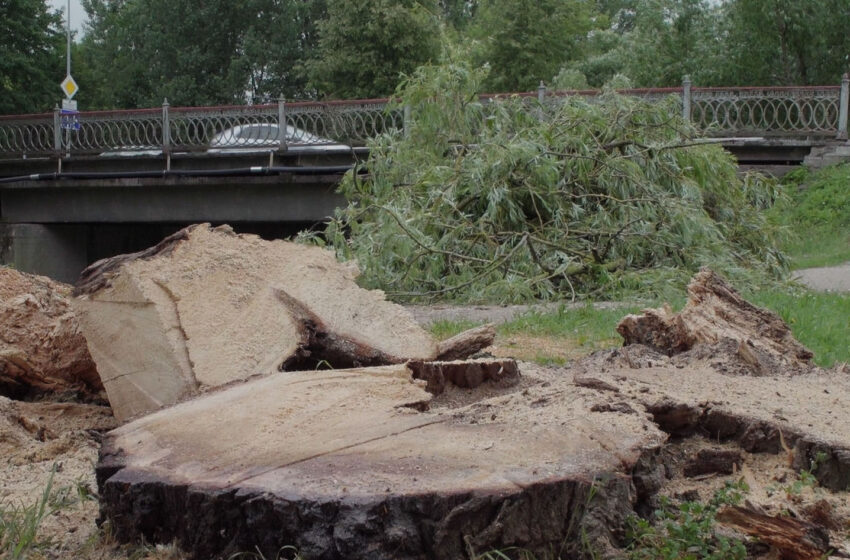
[2,78,849,282]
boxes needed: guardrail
[1,75,848,160]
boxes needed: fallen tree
[320,59,787,303]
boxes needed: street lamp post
[66,0,71,77]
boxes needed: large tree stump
[0,267,101,399]
[97,364,666,559]
[72,224,439,420]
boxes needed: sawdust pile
[0,267,101,399]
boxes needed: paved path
[408,264,850,327]
[407,301,628,325]
[794,262,850,292]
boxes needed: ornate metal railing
[691,85,843,136]
[0,98,404,159]
[1,76,848,160]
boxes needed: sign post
[59,76,79,155]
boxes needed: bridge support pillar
[0,223,88,284]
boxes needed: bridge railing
[690,84,845,136]
[1,76,848,159]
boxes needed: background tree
[621,0,725,87]
[469,0,596,92]
[439,0,478,29]
[232,0,327,103]
[79,0,247,108]
[308,0,441,99]
[0,0,64,114]
[555,29,626,88]
[722,0,850,85]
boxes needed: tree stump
[616,268,813,374]
[97,364,666,559]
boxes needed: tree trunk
[717,505,831,560]
[73,224,438,420]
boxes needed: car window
[238,125,277,141]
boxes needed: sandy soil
[0,397,186,559]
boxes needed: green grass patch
[746,287,850,367]
[428,319,484,340]
[773,164,850,269]
[780,225,850,269]
[429,289,849,368]
[0,466,57,559]
[498,304,643,340]
[429,304,646,341]
[429,304,648,365]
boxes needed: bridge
[1,77,849,282]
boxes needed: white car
[100,145,165,157]
[207,123,349,153]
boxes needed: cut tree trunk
[571,356,850,491]
[0,267,101,399]
[72,224,439,420]
[616,268,813,374]
[97,363,666,560]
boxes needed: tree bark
[97,363,666,560]
[717,505,831,560]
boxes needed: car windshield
[237,125,277,141]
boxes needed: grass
[771,164,850,269]
[745,287,850,367]
[430,303,646,366]
[430,289,849,368]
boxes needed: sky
[47,0,88,34]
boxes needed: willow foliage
[321,61,786,303]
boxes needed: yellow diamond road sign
[60,75,79,99]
